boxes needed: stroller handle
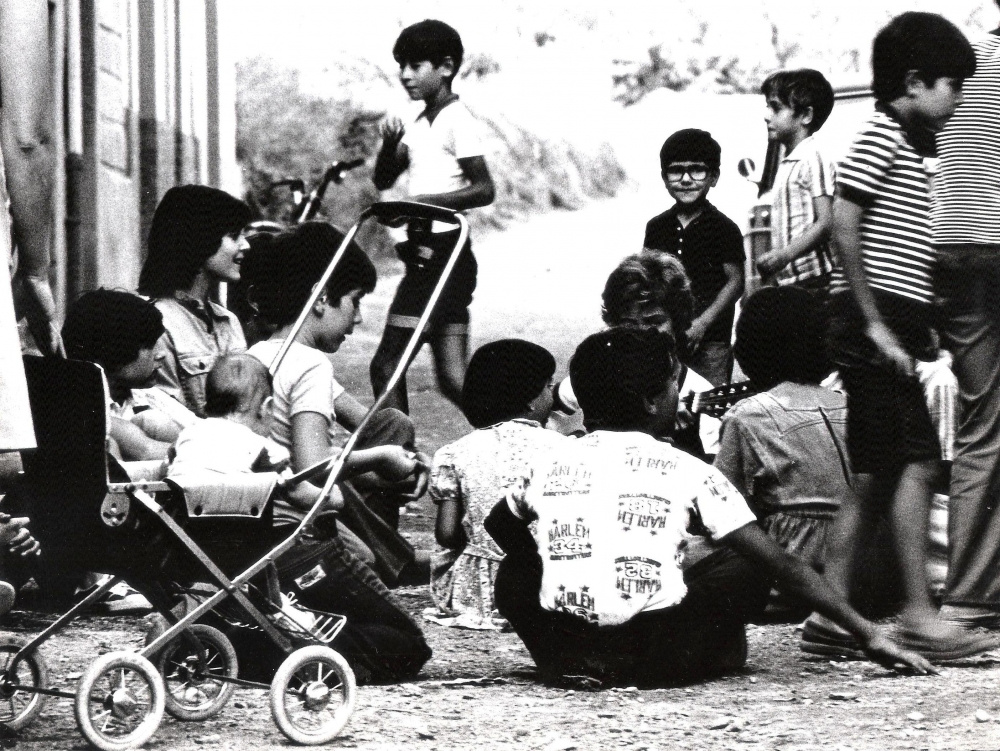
[362,200,463,226]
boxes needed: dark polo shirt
[643,201,745,342]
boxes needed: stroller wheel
[74,651,164,751]
[0,636,48,730]
[270,645,356,745]
[155,624,237,721]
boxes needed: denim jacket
[150,295,246,416]
[713,382,852,517]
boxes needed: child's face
[910,76,964,132]
[647,366,681,439]
[526,379,555,427]
[316,289,364,353]
[204,231,250,283]
[398,59,452,102]
[114,346,162,387]
[662,161,718,207]
[764,95,810,145]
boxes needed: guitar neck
[683,380,757,418]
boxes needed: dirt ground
[8,196,1000,750]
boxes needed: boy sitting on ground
[756,69,837,299]
[429,339,564,629]
[486,327,940,687]
[246,222,430,586]
[714,287,846,611]
[643,129,744,386]
[168,352,431,684]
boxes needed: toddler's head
[204,354,274,437]
[461,339,556,428]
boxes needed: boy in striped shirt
[756,70,837,299]
[801,13,988,660]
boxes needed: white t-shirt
[507,430,756,627]
[247,340,345,451]
[402,99,485,232]
[169,418,289,477]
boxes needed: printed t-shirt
[506,430,756,627]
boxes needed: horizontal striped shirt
[770,134,837,285]
[932,32,1000,246]
[830,109,935,304]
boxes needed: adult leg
[939,259,1000,616]
[428,327,469,407]
[687,341,732,387]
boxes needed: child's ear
[258,395,274,421]
[904,70,925,98]
[311,292,328,317]
[642,393,660,417]
[801,106,814,128]
[439,56,456,79]
[708,169,720,188]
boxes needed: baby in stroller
[167,352,431,684]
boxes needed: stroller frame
[2,202,468,750]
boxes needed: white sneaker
[97,580,153,614]
[273,592,316,632]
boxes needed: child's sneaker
[91,577,153,614]
[271,592,317,633]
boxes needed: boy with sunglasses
[643,129,745,386]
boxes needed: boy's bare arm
[332,391,369,433]
[411,155,495,212]
[724,522,935,674]
[832,195,913,376]
[687,261,744,351]
[284,481,344,512]
[757,195,832,276]
[373,118,409,190]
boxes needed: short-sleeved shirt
[506,430,756,627]
[713,382,849,517]
[933,32,1000,247]
[151,295,247,416]
[643,202,745,342]
[829,108,935,304]
[247,339,345,453]
[169,418,289,477]
[402,98,486,232]
[770,135,837,285]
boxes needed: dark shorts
[387,227,477,330]
[827,291,940,474]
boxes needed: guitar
[682,381,757,418]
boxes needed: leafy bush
[236,56,627,257]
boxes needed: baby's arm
[373,117,409,190]
[410,155,495,213]
[131,408,184,444]
[109,415,173,461]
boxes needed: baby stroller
[0,202,468,750]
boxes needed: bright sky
[229,0,995,90]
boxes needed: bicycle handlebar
[361,200,463,226]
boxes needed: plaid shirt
[770,135,836,286]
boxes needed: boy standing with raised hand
[372,19,495,415]
[643,129,745,387]
[756,70,837,299]
[803,13,990,660]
